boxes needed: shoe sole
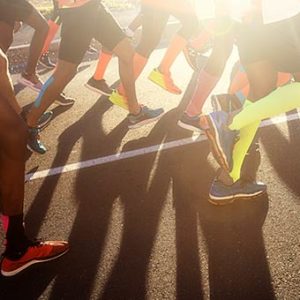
[84,83,112,97]
[18,78,41,92]
[206,115,230,172]
[208,189,266,206]
[148,75,182,95]
[38,60,55,69]
[128,112,164,129]
[26,144,46,155]
[54,100,75,106]
[1,248,69,277]
[177,120,202,133]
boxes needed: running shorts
[236,13,300,73]
[0,0,33,26]
[59,0,125,64]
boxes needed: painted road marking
[25,110,300,182]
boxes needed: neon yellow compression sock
[230,100,260,182]
[229,82,300,131]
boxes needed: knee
[36,17,49,37]
[117,44,135,66]
[0,51,8,71]
[178,16,199,39]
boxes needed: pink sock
[1,214,9,233]
[185,70,219,116]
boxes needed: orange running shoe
[1,240,69,277]
[148,68,182,94]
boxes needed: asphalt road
[0,48,300,300]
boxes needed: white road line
[25,110,300,182]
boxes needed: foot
[1,239,69,277]
[205,111,238,171]
[39,53,56,69]
[54,93,75,106]
[211,94,243,113]
[27,127,47,155]
[148,68,182,94]
[18,72,44,92]
[177,112,203,132]
[85,77,113,96]
[37,111,53,130]
[128,105,164,129]
[209,179,267,205]
[109,90,128,110]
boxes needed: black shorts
[0,0,33,26]
[236,13,300,73]
[59,0,125,64]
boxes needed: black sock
[5,214,30,259]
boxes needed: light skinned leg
[23,8,49,75]
[26,60,77,127]
[113,38,140,114]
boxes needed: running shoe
[18,72,44,92]
[37,111,53,130]
[87,45,97,54]
[177,112,203,132]
[209,179,267,205]
[54,93,75,106]
[211,94,243,113]
[205,111,238,171]
[39,53,56,69]
[109,90,128,110]
[183,45,209,72]
[148,68,182,94]
[128,105,164,129]
[1,240,69,277]
[27,127,47,155]
[85,77,113,96]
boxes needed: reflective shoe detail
[1,240,69,277]
[85,77,113,96]
[148,68,182,94]
[128,105,164,129]
[183,45,208,72]
[27,127,47,155]
[177,112,203,132]
[18,73,44,92]
[109,90,128,110]
[37,111,53,129]
[87,45,97,54]
[211,94,243,113]
[54,93,75,106]
[39,53,56,69]
[206,111,237,172]
[209,179,267,205]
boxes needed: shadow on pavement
[261,111,300,200]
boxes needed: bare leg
[113,38,140,114]
[26,60,77,127]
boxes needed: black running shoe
[87,45,97,54]
[39,53,56,69]
[85,77,113,96]
[177,112,203,132]
[54,93,75,106]
[27,128,47,155]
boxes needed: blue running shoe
[209,179,267,205]
[27,128,47,155]
[128,105,164,129]
[206,111,238,171]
